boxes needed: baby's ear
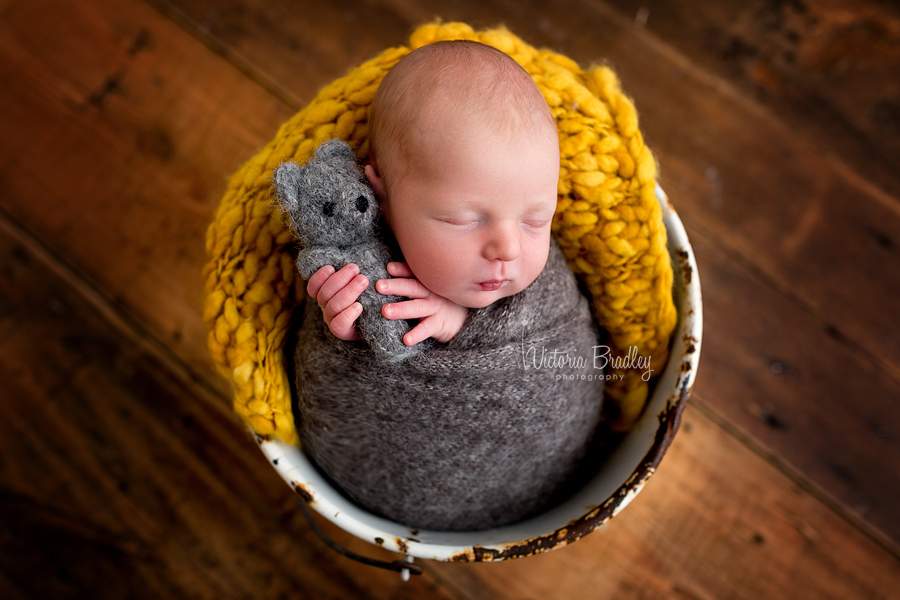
[272,161,303,213]
[364,164,387,202]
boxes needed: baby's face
[370,128,559,309]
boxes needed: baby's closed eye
[522,216,551,228]
[435,216,480,229]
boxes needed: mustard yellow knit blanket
[202,22,677,444]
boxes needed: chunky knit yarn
[202,22,676,444]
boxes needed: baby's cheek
[521,244,551,287]
[411,240,455,273]
[419,269,458,299]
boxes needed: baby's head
[365,40,560,309]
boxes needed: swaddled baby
[288,41,607,531]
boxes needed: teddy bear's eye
[322,201,335,217]
[355,195,369,213]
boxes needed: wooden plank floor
[1,0,899,597]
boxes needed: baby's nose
[484,224,521,262]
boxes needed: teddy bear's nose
[355,195,369,213]
[322,202,335,217]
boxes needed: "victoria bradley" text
[521,344,655,382]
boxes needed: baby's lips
[478,280,506,291]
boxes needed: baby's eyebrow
[521,201,557,215]
[523,203,556,213]
[431,206,482,217]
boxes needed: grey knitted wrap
[293,241,606,531]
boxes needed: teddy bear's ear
[272,161,303,213]
[314,139,357,165]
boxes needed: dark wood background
[2,0,899,597]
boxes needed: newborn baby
[292,40,606,531]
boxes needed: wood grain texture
[602,0,900,200]
[688,225,900,543]
[2,0,899,596]
[0,0,294,385]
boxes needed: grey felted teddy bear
[273,139,420,362]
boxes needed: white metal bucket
[255,184,702,562]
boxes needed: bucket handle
[296,496,423,579]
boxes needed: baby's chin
[456,296,497,309]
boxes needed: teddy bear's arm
[296,247,353,281]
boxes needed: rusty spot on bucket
[675,248,693,285]
[683,333,698,355]
[294,483,314,504]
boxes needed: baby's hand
[376,262,469,345]
[306,263,369,341]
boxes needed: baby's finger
[329,302,363,341]
[376,276,430,299]
[381,297,435,321]
[385,262,414,278]
[322,273,369,321]
[314,263,360,305]
[306,265,335,299]
[401,318,440,347]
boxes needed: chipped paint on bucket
[611,478,648,519]
[256,184,702,562]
